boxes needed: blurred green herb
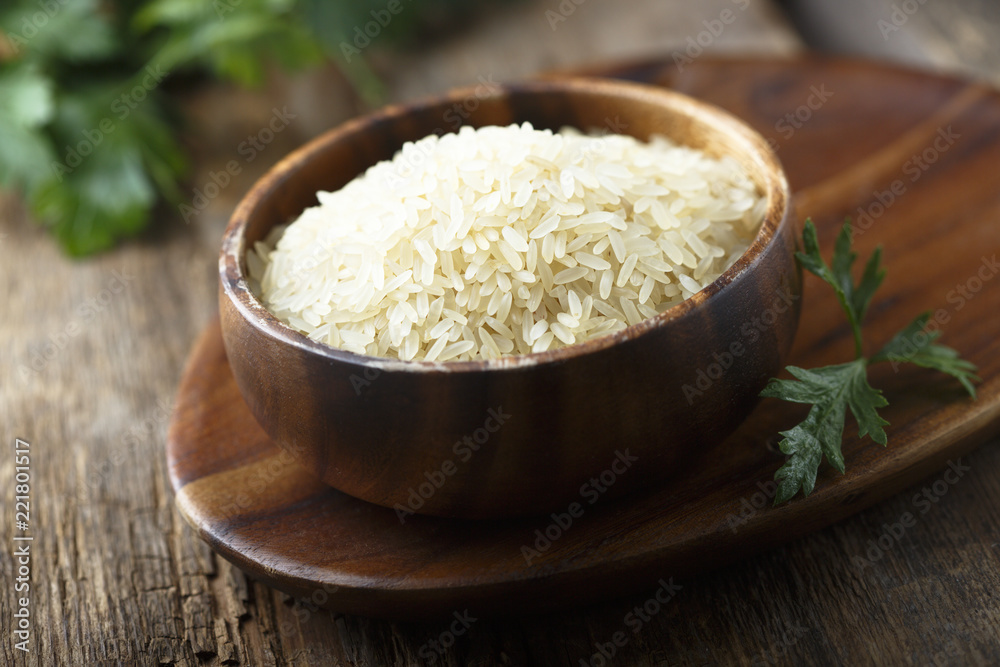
[0,0,512,256]
[761,220,979,504]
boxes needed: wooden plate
[167,56,1000,619]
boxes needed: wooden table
[2,1,998,665]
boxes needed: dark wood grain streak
[169,58,1000,622]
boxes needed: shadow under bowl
[219,76,800,519]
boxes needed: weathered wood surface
[4,0,1000,665]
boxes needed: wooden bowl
[219,77,798,519]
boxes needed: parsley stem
[852,326,864,361]
[764,218,978,503]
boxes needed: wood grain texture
[4,1,1000,664]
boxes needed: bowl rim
[220,75,791,373]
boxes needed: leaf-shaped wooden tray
[167,56,1000,619]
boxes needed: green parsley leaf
[0,0,117,64]
[136,0,321,87]
[25,78,185,256]
[0,65,56,192]
[0,0,318,255]
[871,312,980,398]
[0,122,55,194]
[761,360,888,504]
[761,218,978,504]
[0,0,637,255]
[0,65,54,127]
[796,220,885,358]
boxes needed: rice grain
[248,123,763,361]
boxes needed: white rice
[247,123,765,361]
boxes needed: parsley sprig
[761,220,979,504]
[0,0,515,256]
